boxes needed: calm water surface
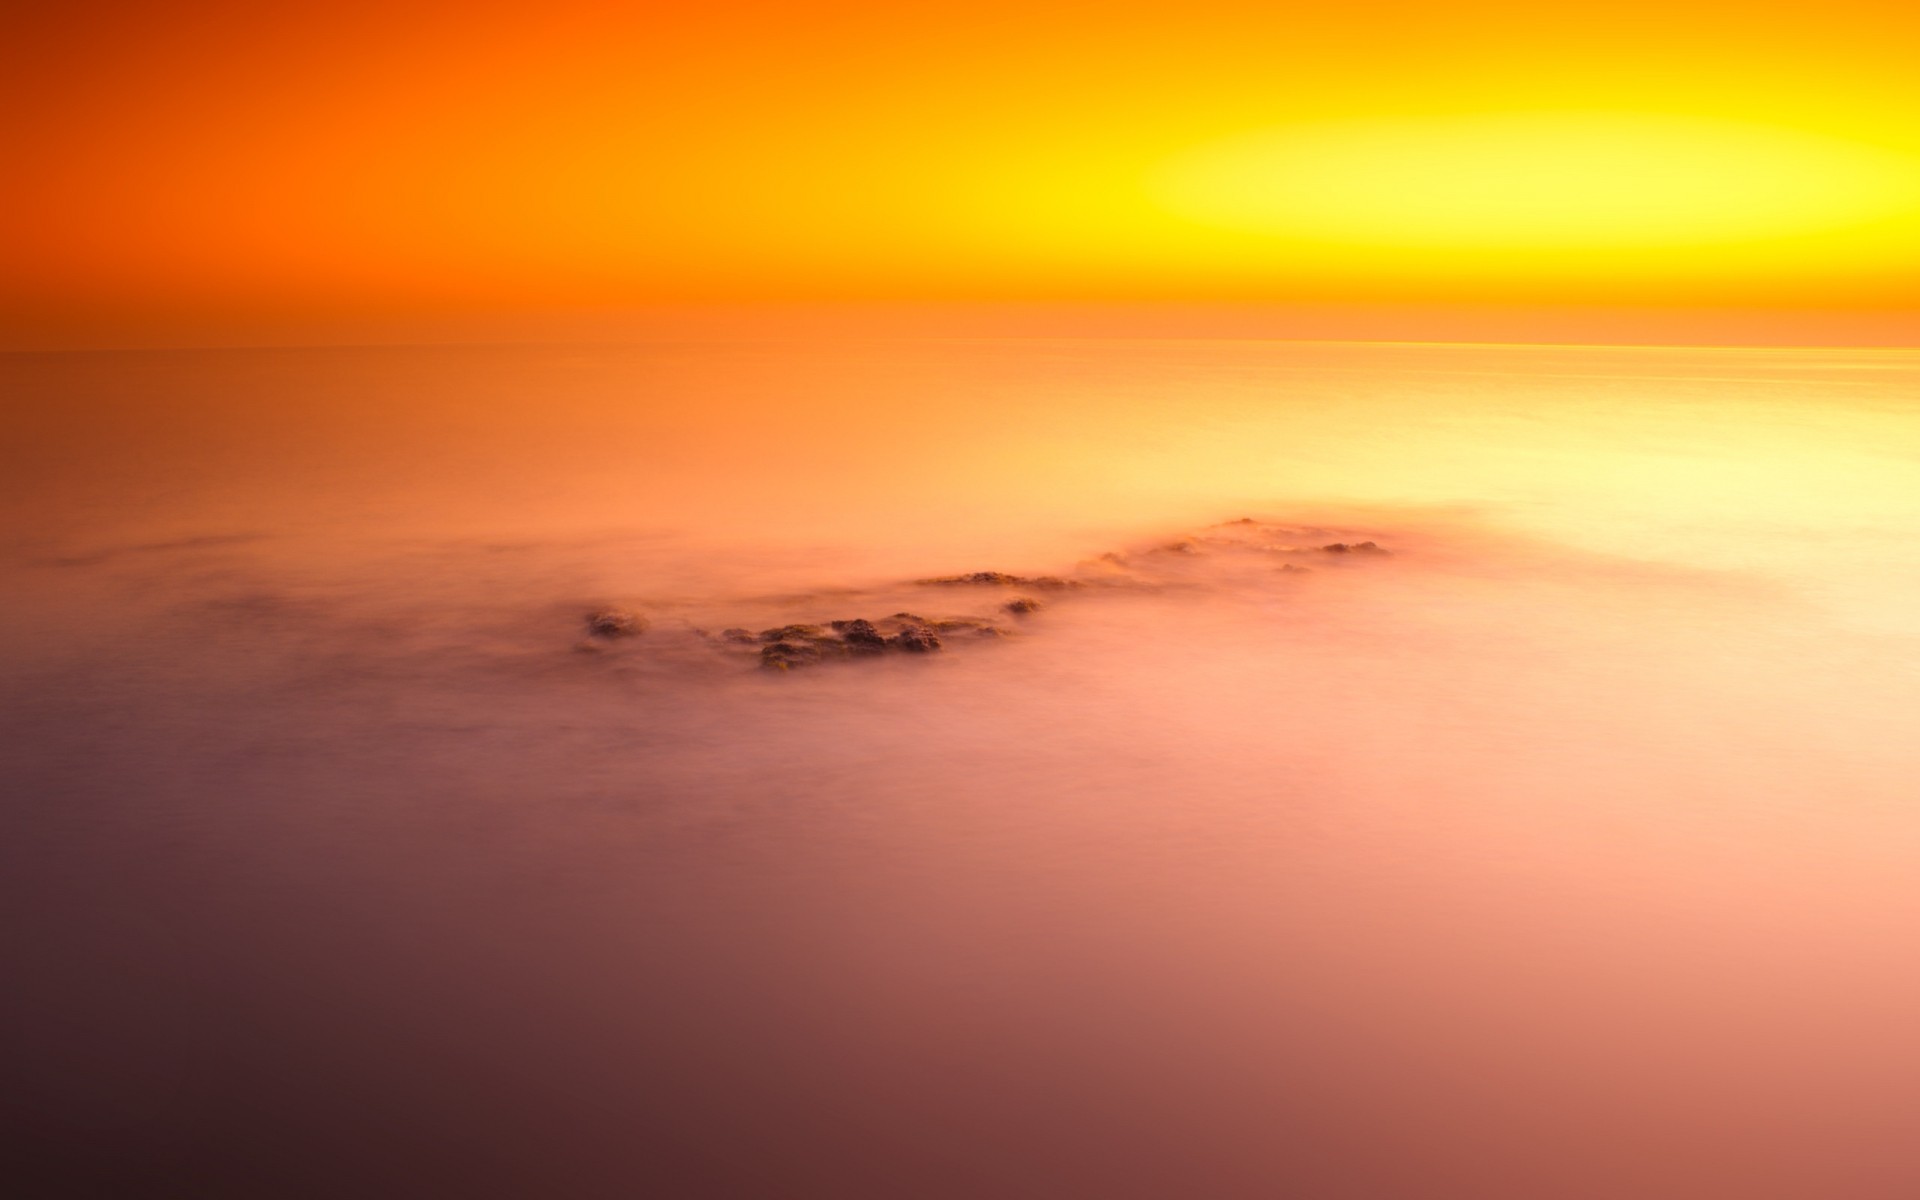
[6,340,1920,1198]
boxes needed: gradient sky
[8,0,1920,346]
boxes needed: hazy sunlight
[1153,112,1920,276]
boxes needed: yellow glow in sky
[14,2,1920,345]
[1152,113,1920,264]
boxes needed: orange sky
[8,0,1920,346]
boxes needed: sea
[6,338,1920,1197]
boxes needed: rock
[887,625,941,653]
[761,640,830,671]
[760,623,827,642]
[648,515,1394,674]
[916,571,1075,589]
[916,570,1022,586]
[834,618,887,654]
[923,617,1007,638]
[585,608,646,638]
[750,616,952,668]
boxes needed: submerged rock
[887,625,941,653]
[761,640,835,671]
[926,616,988,632]
[916,571,1076,589]
[833,618,887,654]
[579,516,1391,673]
[585,608,647,638]
[916,570,1022,586]
[746,615,955,670]
[760,623,828,642]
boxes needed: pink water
[6,340,1920,1197]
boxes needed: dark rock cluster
[754,613,964,671]
[585,608,647,638]
[915,571,1077,589]
[580,518,1394,674]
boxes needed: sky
[7,0,1920,347]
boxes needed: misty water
[7,339,1920,1198]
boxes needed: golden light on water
[1153,113,1920,277]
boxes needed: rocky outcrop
[760,640,829,671]
[748,614,963,670]
[887,625,940,653]
[581,518,1392,673]
[832,618,888,654]
[915,571,1076,589]
[759,623,828,642]
[585,608,647,638]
